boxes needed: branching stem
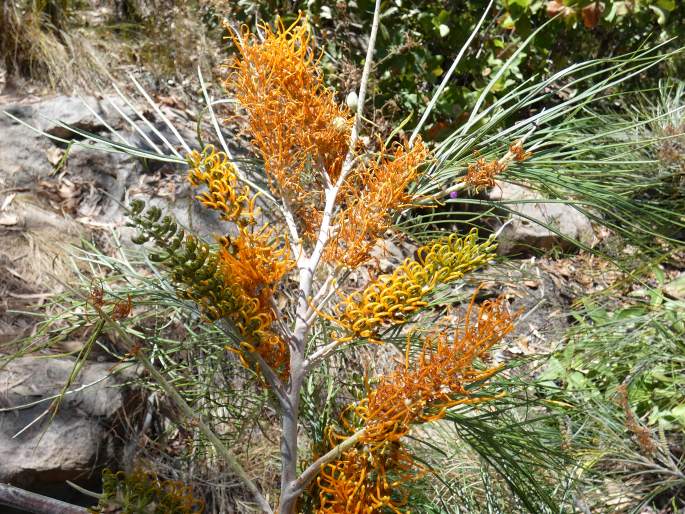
[276,2,382,512]
[287,428,367,500]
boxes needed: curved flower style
[317,296,514,514]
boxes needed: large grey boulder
[0,357,134,487]
[31,95,105,139]
[0,94,191,191]
[488,181,595,255]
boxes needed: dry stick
[277,2,383,513]
[0,483,88,514]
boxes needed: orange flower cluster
[333,230,496,342]
[325,139,429,267]
[317,296,514,513]
[216,245,291,375]
[186,146,293,375]
[463,140,533,192]
[317,445,416,514]
[464,156,507,192]
[509,139,533,162]
[352,297,513,446]
[225,15,353,231]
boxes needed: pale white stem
[284,428,367,500]
[302,339,340,371]
[278,3,382,513]
[306,275,337,318]
[346,0,382,164]
[278,193,302,257]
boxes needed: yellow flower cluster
[185,145,293,376]
[187,145,255,226]
[333,230,496,342]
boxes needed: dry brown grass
[0,1,110,91]
[0,1,219,93]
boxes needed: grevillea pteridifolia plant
[125,10,519,514]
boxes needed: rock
[370,239,405,273]
[32,96,105,139]
[663,272,685,301]
[0,357,136,488]
[0,94,188,191]
[488,181,595,255]
[0,105,54,188]
[65,145,138,218]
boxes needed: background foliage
[220,0,684,136]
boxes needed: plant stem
[409,0,494,147]
[276,2,382,512]
[288,428,367,498]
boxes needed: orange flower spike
[222,226,294,294]
[317,448,409,514]
[464,139,532,192]
[326,139,429,267]
[210,244,291,377]
[225,15,353,212]
[343,295,514,448]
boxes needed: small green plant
[220,0,684,135]
[91,468,205,514]
[540,279,685,511]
